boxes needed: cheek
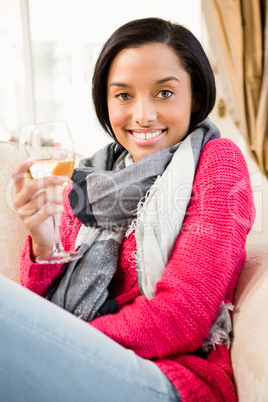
[108,103,127,129]
[164,104,191,127]
[168,90,193,119]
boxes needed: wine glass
[19,121,83,264]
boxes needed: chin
[132,149,158,162]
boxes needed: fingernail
[25,160,33,166]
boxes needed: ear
[192,93,202,113]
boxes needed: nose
[133,97,157,126]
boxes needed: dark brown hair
[92,17,216,141]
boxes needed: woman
[1,18,255,401]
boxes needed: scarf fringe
[126,185,154,238]
[201,302,234,352]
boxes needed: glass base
[35,250,83,264]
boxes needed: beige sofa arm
[0,141,26,282]
[231,243,268,401]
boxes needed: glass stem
[52,213,65,255]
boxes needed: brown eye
[117,93,131,101]
[157,90,172,99]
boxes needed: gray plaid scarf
[47,118,221,324]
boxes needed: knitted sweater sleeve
[19,184,81,295]
[91,139,255,359]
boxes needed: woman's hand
[12,161,68,261]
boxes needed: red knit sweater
[20,139,255,401]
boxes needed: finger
[17,188,63,218]
[12,160,33,194]
[14,175,67,210]
[23,203,64,232]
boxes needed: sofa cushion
[231,242,268,400]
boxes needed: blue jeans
[0,276,181,402]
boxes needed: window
[0,0,25,136]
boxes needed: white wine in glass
[20,121,83,264]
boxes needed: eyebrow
[155,76,180,84]
[108,76,180,87]
[109,82,128,88]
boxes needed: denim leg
[0,276,181,402]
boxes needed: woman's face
[107,43,198,162]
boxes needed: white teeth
[132,130,163,140]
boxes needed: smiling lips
[129,129,166,144]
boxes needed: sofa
[1,139,267,401]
